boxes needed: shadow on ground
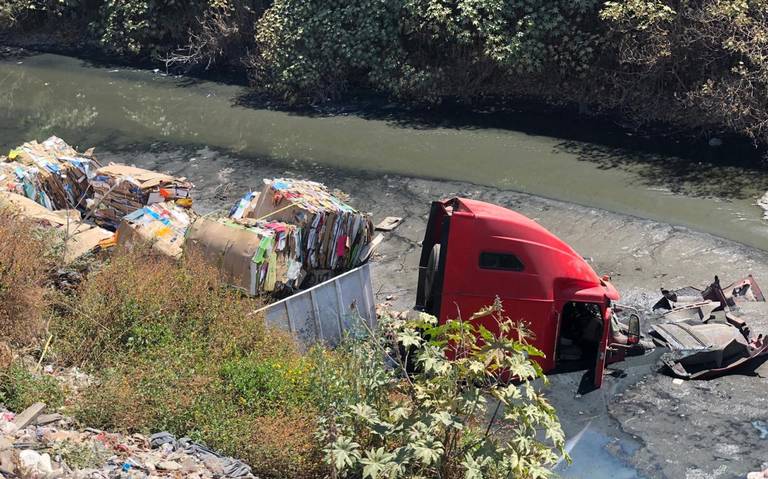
[234,90,768,201]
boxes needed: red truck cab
[415,198,620,388]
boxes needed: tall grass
[42,245,327,478]
[0,208,51,348]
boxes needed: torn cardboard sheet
[375,217,403,231]
[0,191,112,263]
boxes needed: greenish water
[1,53,767,249]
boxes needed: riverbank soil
[99,144,768,479]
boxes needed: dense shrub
[0,208,52,347]
[248,0,602,104]
[93,0,210,56]
[248,0,401,103]
[600,0,768,142]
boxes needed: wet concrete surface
[102,144,768,479]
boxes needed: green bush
[94,0,210,56]
[316,300,565,479]
[249,0,602,104]
[220,353,312,413]
[249,0,401,103]
[0,363,65,412]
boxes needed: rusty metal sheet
[660,301,720,323]
[651,320,768,379]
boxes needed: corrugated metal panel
[256,263,376,347]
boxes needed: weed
[0,362,65,412]
[0,208,52,347]
[49,439,110,469]
[51,247,262,368]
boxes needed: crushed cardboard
[0,136,99,211]
[89,163,193,230]
[116,201,195,259]
[0,191,112,263]
[230,178,374,277]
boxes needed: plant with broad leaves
[314,298,566,479]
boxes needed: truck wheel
[424,244,441,307]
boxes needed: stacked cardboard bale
[116,202,196,259]
[0,136,100,210]
[229,179,374,284]
[185,217,303,295]
[89,164,193,230]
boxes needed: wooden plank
[13,402,45,428]
[375,217,403,231]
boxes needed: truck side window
[479,252,524,271]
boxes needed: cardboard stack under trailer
[230,178,375,286]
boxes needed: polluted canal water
[1,53,768,250]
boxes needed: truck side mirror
[628,314,641,344]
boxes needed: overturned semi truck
[414,198,627,389]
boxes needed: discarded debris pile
[2,136,380,296]
[185,217,301,295]
[0,191,112,263]
[650,275,767,379]
[117,201,196,259]
[0,404,254,478]
[759,191,768,221]
[0,136,99,211]
[654,275,764,312]
[90,164,193,230]
[230,178,375,285]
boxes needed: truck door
[593,306,612,389]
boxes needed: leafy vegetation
[3,0,767,145]
[315,301,565,479]
[0,363,65,412]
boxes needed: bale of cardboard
[229,178,374,286]
[0,136,100,211]
[116,201,196,259]
[184,217,302,296]
[89,164,193,230]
